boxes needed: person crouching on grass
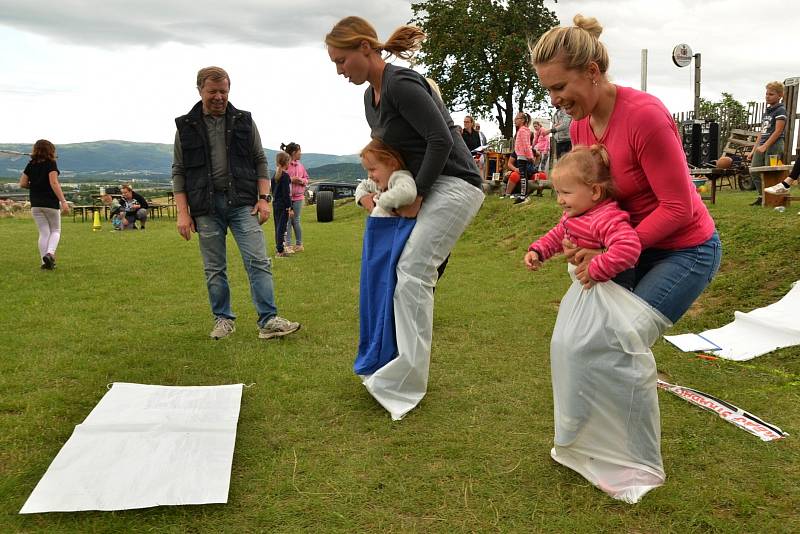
[524,144,640,289]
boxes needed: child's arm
[375,171,418,211]
[524,249,543,271]
[524,216,568,270]
[586,211,642,282]
[355,178,379,210]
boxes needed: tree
[698,92,749,153]
[410,0,558,138]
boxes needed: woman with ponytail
[326,16,485,420]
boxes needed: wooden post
[783,76,799,164]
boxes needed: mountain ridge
[0,140,364,183]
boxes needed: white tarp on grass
[20,383,243,514]
[664,281,800,361]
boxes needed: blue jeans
[194,192,277,327]
[286,199,303,245]
[633,231,722,324]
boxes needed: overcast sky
[1,0,798,155]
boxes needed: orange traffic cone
[92,209,102,232]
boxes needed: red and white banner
[657,380,788,442]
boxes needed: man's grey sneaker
[764,182,791,195]
[259,316,301,339]
[210,317,235,339]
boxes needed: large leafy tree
[410,0,558,138]
[698,92,749,154]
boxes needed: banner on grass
[657,379,787,442]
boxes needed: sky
[1,0,798,155]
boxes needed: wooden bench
[71,205,98,222]
[749,164,799,208]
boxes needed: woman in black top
[18,140,70,270]
[326,16,485,420]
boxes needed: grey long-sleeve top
[364,64,482,197]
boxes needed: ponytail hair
[553,144,615,200]
[325,16,425,61]
[274,151,291,182]
[530,14,609,75]
[280,142,300,157]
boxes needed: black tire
[737,173,755,191]
[316,190,334,222]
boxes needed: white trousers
[362,176,484,420]
[31,207,62,261]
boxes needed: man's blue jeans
[195,192,277,327]
[634,231,722,324]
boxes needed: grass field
[1,190,798,532]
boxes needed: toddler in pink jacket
[524,144,640,290]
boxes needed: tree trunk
[501,91,515,139]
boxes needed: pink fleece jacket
[569,85,715,250]
[529,199,641,282]
[514,125,534,161]
[287,160,309,201]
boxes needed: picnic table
[749,164,795,208]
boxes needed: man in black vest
[171,66,300,340]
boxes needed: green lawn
[1,190,798,532]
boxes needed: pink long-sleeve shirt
[287,160,309,201]
[570,85,715,250]
[533,128,550,156]
[528,199,641,282]
[514,125,534,161]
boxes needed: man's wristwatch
[259,194,273,202]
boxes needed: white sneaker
[764,183,790,195]
[258,316,301,339]
[210,317,235,339]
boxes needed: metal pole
[641,49,648,92]
[694,53,701,118]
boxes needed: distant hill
[0,140,359,181]
[308,163,365,183]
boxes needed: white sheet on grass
[20,383,243,514]
[664,281,800,361]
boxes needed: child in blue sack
[353,139,417,377]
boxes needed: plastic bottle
[774,206,786,213]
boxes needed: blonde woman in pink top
[531,14,720,324]
[281,142,309,252]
